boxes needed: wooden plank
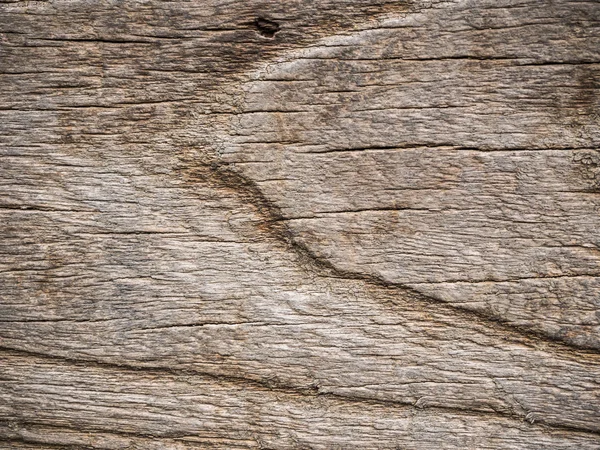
[1,0,599,447]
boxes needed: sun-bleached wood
[1,0,599,448]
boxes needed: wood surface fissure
[2,347,599,440]
[2,0,600,446]
[198,161,600,355]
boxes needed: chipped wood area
[1,0,599,448]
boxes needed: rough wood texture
[1,0,599,448]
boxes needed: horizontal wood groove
[2,0,599,446]
[2,347,599,439]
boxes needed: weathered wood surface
[1,0,599,448]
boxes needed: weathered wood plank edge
[0,420,252,449]
[0,423,251,450]
[0,437,89,450]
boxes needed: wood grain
[2,352,600,449]
[1,0,599,448]
[223,0,600,349]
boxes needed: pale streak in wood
[1,0,599,448]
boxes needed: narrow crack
[2,346,599,438]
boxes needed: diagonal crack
[184,160,600,355]
[2,345,600,438]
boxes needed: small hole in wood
[254,17,280,38]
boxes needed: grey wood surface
[1,0,599,448]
